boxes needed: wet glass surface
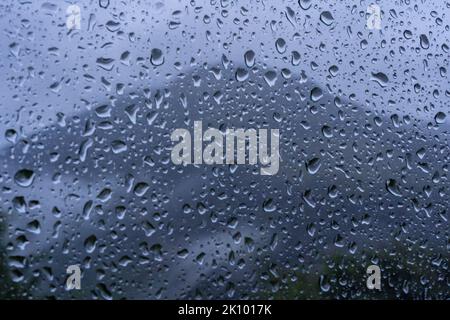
[0,0,448,299]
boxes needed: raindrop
[244,50,255,67]
[322,125,333,138]
[310,87,323,102]
[177,249,189,259]
[84,235,97,253]
[328,65,339,77]
[96,57,114,71]
[12,196,26,213]
[150,48,164,66]
[111,140,127,154]
[419,34,429,49]
[26,220,40,234]
[14,169,35,187]
[235,68,249,82]
[371,72,389,87]
[262,198,277,212]
[264,70,277,87]
[306,157,321,174]
[434,112,446,124]
[99,0,109,9]
[97,188,112,202]
[328,185,338,198]
[5,129,18,143]
[291,51,301,66]
[298,0,312,10]
[275,38,286,54]
[386,179,402,197]
[134,182,150,197]
[320,11,334,26]
[319,275,331,292]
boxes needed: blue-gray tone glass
[0,0,448,299]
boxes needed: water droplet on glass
[264,70,277,87]
[275,38,286,54]
[14,169,35,187]
[244,50,255,68]
[371,72,389,87]
[419,34,429,49]
[435,111,446,124]
[150,48,164,66]
[320,11,334,26]
[235,68,249,82]
[310,87,323,102]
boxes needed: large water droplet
[371,72,389,87]
[5,129,17,144]
[235,68,249,82]
[111,140,127,154]
[275,38,286,54]
[298,0,312,10]
[150,48,164,66]
[310,87,323,102]
[435,112,446,124]
[306,157,321,174]
[244,50,255,67]
[14,169,35,187]
[386,179,402,197]
[419,34,429,49]
[84,235,97,253]
[263,198,276,212]
[264,70,277,87]
[291,51,301,66]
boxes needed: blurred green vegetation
[0,216,111,300]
